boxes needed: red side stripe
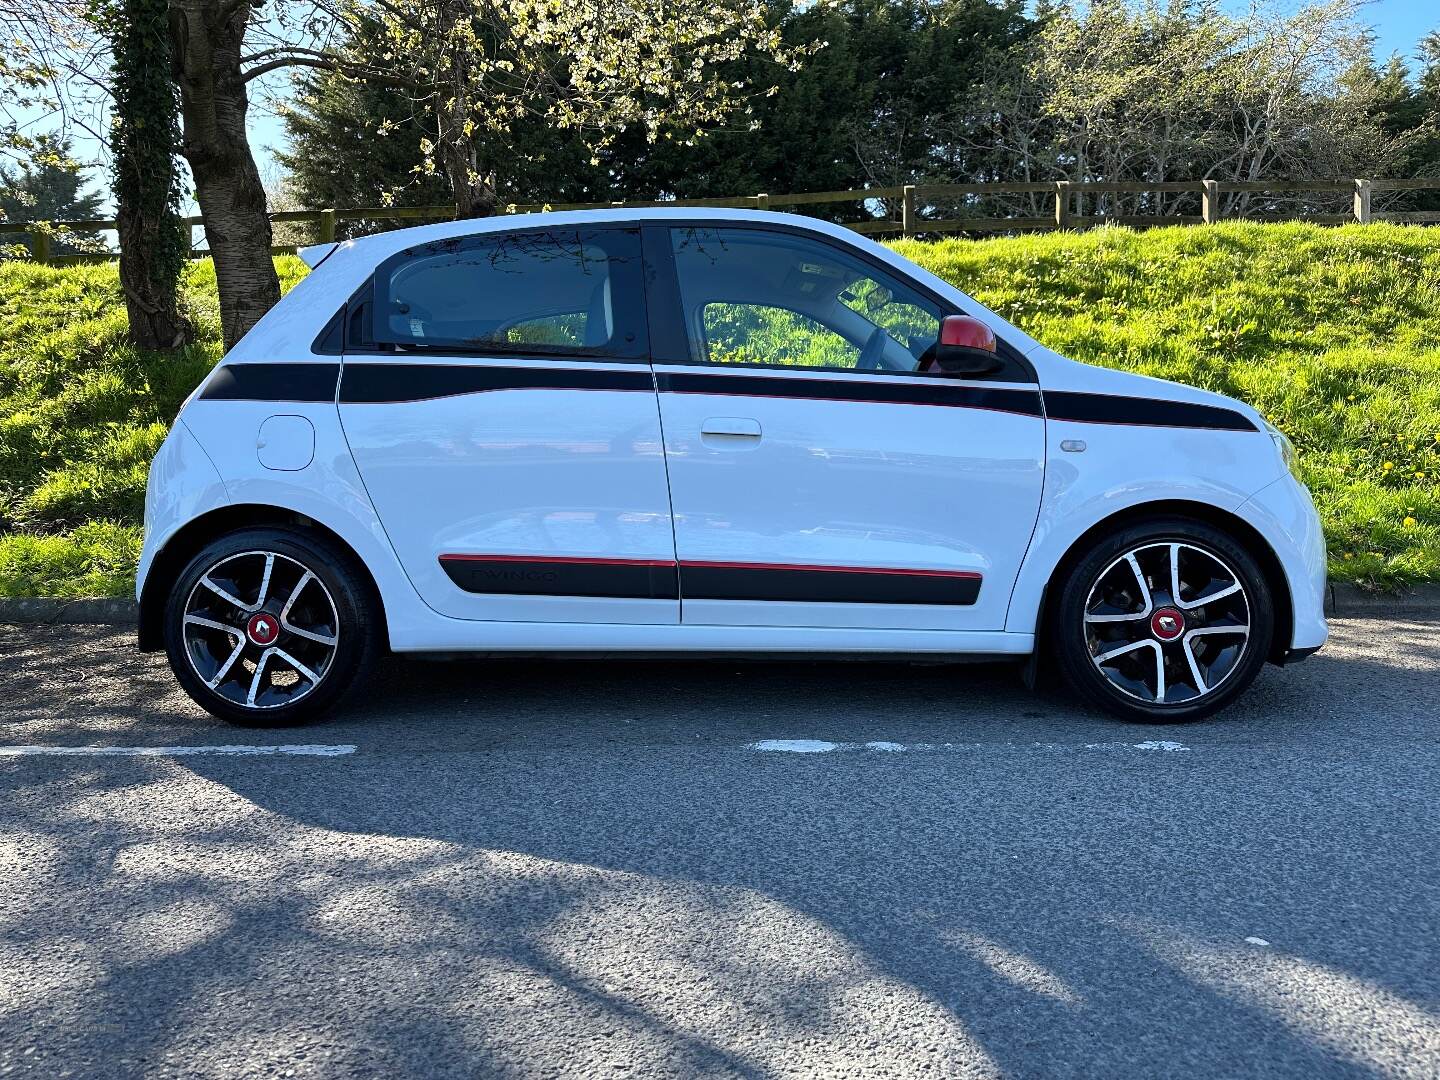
[681,560,981,579]
[439,554,677,568]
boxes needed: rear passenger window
[373,227,646,357]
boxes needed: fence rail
[4,176,1440,264]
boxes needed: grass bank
[2,222,1438,597]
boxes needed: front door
[339,225,679,624]
[648,223,1046,631]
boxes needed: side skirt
[386,620,1034,656]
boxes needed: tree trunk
[111,0,191,351]
[438,134,499,218]
[115,208,191,350]
[169,0,280,353]
[433,1,498,221]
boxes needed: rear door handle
[701,417,762,438]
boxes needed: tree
[105,0,192,348]
[346,0,811,218]
[276,20,450,237]
[958,0,1408,220]
[167,0,285,351]
[159,0,806,352]
[281,0,1034,222]
[276,14,611,233]
[0,137,104,256]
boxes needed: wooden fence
[5,176,1440,264]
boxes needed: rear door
[647,223,1046,631]
[339,225,679,624]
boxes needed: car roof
[336,206,859,260]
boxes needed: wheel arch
[1033,499,1293,665]
[137,504,388,653]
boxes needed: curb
[1327,583,1440,616]
[0,597,138,625]
[2,584,1439,626]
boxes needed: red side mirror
[940,315,996,352]
[924,316,1000,375]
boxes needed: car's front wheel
[1051,518,1274,722]
[163,527,381,726]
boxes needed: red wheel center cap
[246,612,279,646]
[1151,607,1185,642]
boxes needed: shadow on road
[3,620,1439,1075]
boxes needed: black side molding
[199,363,340,403]
[341,363,653,404]
[1045,390,1258,431]
[656,370,1044,418]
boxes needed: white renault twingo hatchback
[138,208,1327,725]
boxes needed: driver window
[670,226,942,373]
[702,304,859,368]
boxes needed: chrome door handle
[701,417,762,438]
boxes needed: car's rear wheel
[1051,518,1274,722]
[163,527,380,726]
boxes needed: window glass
[375,228,643,356]
[670,227,943,373]
[701,305,858,368]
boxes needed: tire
[162,527,381,726]
[1049,517,1274,723]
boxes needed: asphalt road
[2,616,1438,1080]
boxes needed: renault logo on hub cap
[246,612,279,646]
[1150,607,1185,642]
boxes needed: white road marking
[752,739,839,754]
[749,739,1192,753]
[0,744,356,758]
[1245,937,1272,947]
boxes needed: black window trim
[642,219,1037,384]
[362,223,652,363]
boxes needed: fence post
[1054,181,1071,229]
[756,192,769,210]
[901,185,916,236]
[32,225,51,264]
[1202,180,1219,224]
[1353,179,1372,224]
[318,208,337,243]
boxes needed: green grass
[896,221,1440,590]
[1,221,1437,597]
[0,256,308,597]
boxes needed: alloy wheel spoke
[1178,581,1242,611]
[200,574,253,612]
[246,648,272,707]
[207,637,248,689]
[1186,624,1249,637]
[184,613,242,638]
[255,553,276,608]
[1094,638,1156,665]
[1126,553,1153,613]
[278,570,337,645]
[1086,609,1149,624]
[1181,637,1208,695]
[273,648,321,685]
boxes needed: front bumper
[1238,474,1329,653]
